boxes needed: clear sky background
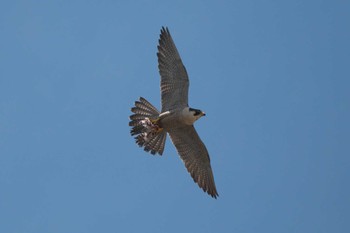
[1,1,349,232]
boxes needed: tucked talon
[150,118,160,124]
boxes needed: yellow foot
[150,117,160,124]
[147,117,163,133]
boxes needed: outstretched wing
[168,126,219,198]
[157,27,189,112]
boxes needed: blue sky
[1,0,349,232]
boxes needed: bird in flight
[129,27,218,198]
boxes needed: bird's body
[159,107,204,128]
[129,27,218,198]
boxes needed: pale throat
[182,107,199,125]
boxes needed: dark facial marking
[189,108,202,116]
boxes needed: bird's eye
[194,111,201,116]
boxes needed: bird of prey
[129,27,218,198]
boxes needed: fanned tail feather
[129,97,167,155]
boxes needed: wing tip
[203,182,219,199]
[209,189,219,199]
[161,26,169,34]
[159,26,172,43]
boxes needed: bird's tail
[129,97,167,155]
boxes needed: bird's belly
[159,112,185,130]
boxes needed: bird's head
[182,107,206,125]
[189,107,206,119]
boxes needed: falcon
[129,27,218,198]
